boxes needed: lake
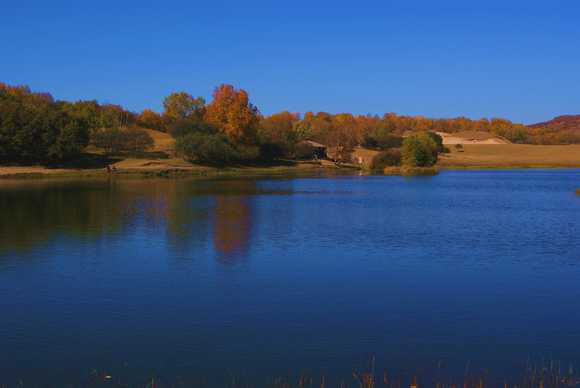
[1,170,579,387]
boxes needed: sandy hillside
[437,131,510,145]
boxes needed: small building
[296,140,326,158]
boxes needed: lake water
[1,170,579,387]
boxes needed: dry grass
[144,128,175,152]
[351,143,580,170]
[64,362,578,388]
[350,148,380,166]
[437,144,580,168]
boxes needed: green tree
[168,118,218,138]
[163,92,206,119]
[401,134,438,167]
[369,149,402,171]
[90,127,122,155]
[121,127,154,156]
[175,132,237,163]
[424,132,443,146]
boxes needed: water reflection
[0,179,261,262]
[212,195,252,264]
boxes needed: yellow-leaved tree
[205,84,262,147]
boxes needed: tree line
[0,83,154,164]
[2,81,579,166]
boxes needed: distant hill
[528,115,580,135]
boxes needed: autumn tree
[162,92,206,120]
[139,109,166,132]
[260,111,300,143]
[205,84,261,147]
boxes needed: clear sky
[1,0,578,125]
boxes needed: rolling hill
[528,115,580,135]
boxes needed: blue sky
[1,0,578,125]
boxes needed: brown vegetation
[528,115,580,136]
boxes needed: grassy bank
[3,130,580,179]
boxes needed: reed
[382,166,438,176]
[3,363,577,388]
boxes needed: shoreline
[2,163,580,179]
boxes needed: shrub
[369,149,402,172]
[175,133,237,163]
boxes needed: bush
[434,145,450,154]
[369,149,402,172]
[174,131,259,165]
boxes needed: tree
[401,133,438,167]
[91,126,154,156]
[168,119,218,138]
[260,111,300,143]
[139,109,166,132]
[162,92,205,120]
[122,127,154,156]
[424,132,443,146]
[369,149,402,171]
[91,127,122,155]
[175,132,237,163]
[205,84,261,147]
[0,89,89,164]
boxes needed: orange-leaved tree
[138,109,166,132]
[205,84,261,147]
[260,111,300,143]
